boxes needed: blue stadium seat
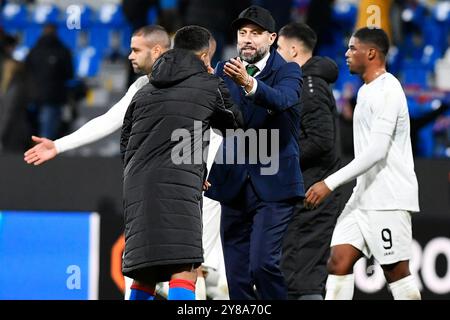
[423,18,447,57]
[1,3,28,34]
[31,3,60,24]
[387,46,403,76]
[147,6,158,24]
[421,44,440,71]
[74,46,100,78]
[332,2,357,28]
[120,24,132,54]
[432,1,450,24]
[96,3,125,27]
[407,96,422,119]
[334,63,362,94]
[89,3,129,58]
[401,3,427,27]
[160,0,179,10]
[418,124,436,157]
[408,98,437,157]
[23,26,42,48]
[429,4,450,57]
[325,3,356,67]
[401,60,429,88]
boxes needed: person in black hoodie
[277,22,341,300]
[120,25,243,300]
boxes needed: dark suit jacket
[206,47,304,204]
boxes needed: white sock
[325,274,355,300]
[195,276,207,300]
[124,276,133,300]
[389,275,421,300]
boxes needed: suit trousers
[220,178,295,299]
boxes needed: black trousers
[221,179,296,300]
[281,192,341,298]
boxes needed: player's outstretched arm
[23,76,149,166]
[24,136,57,165]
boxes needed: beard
[238,45,269,64]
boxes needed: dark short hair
[353,27,390,56]
[279,22,317,52]
[173,25,211,52]
[133,25,171,49]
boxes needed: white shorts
[330,205,412,265]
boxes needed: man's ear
[368,48,377,61]
[153,44,164,56]
[269,32,277,45]
[198,50,210,66]
[290,45,298,59]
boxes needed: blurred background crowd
[1,0,449,159]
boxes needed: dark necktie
[246,65,259,76]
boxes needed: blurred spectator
[25,23,73,140]
[0,31,30,153]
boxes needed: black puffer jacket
[120,49,242,281]
[299,56,340,189]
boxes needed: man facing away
[305,27,421,300]
[276,22,341,300]
[205,5,304,300]
[120,25,243,300]
[24,25,233,300]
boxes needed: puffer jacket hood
[120,47,243,281]
[150,48,207,88]
[302,56,338,84]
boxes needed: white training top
[54,76,150,154]
[325,72,420,212]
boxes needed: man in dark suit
[205,5,304,299]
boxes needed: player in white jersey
[24,25,169,163]
[24,26,228,300]
[305,27,421,300]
